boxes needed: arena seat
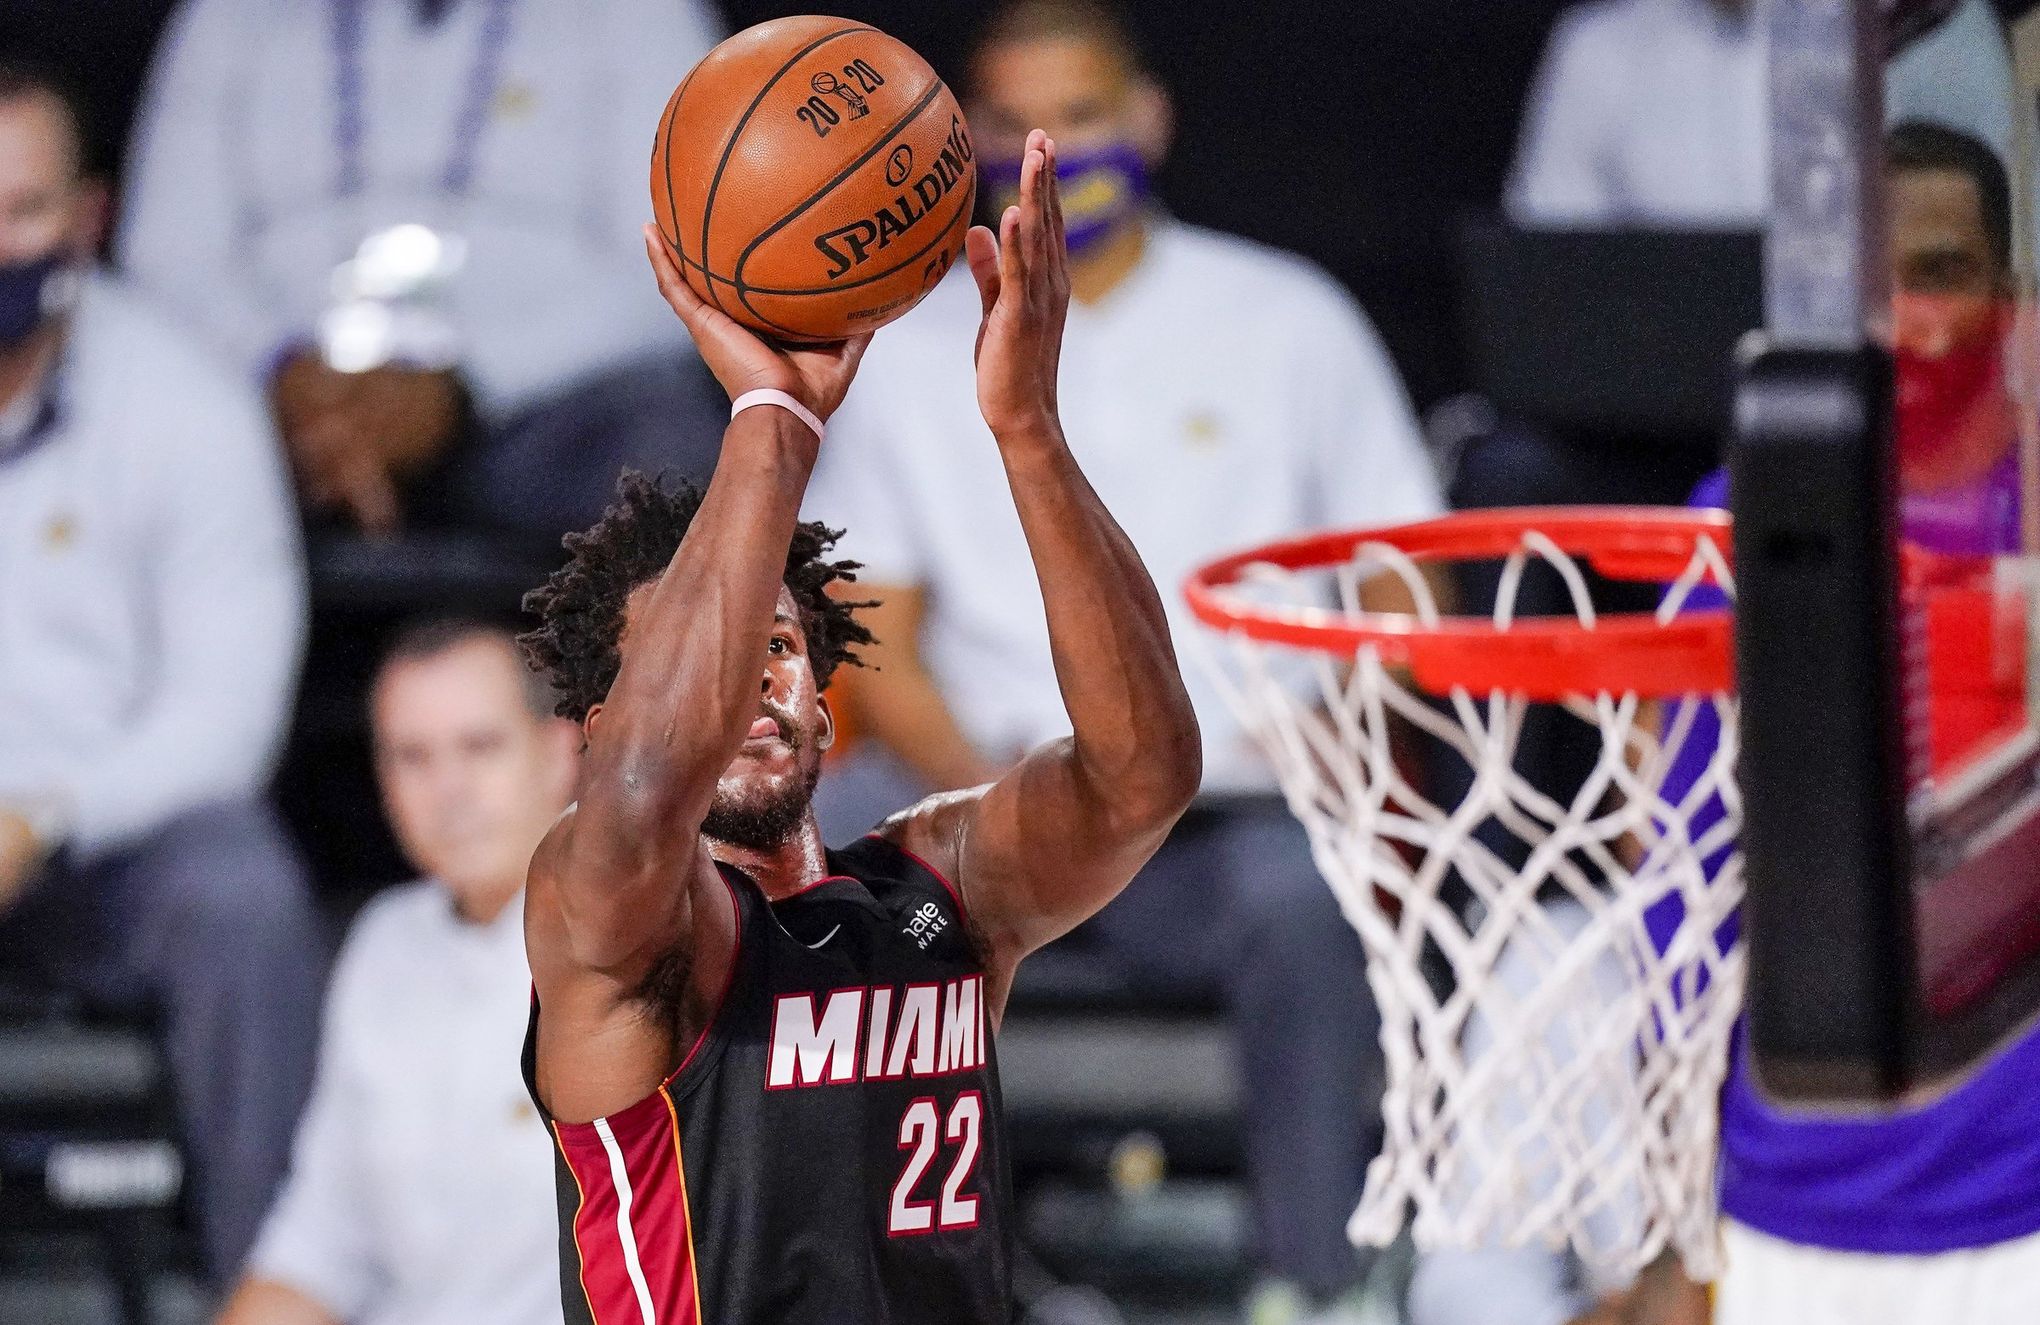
[0,984,189,1325]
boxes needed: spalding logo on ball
[652,16,976,343]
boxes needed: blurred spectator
[0,58,323,1282]
[1888,119,2023,551]
[803,3,1442,1319]
[1507,0,2011,229]
[1410,118,2029,1325]
[116,0,721,535]
[1459,0,2018,941]
[1508,0,1767,227]
[218,619,577,1325]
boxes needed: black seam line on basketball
[727,181,966,342]
[655,60,700,255]
[733,181,972,297]
[731,77,949,296]
[698,24,876,298]
[659,64,729,313]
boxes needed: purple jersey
[1664,468,2040,1254]
[1903,449,2023,556]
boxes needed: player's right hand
[643,225,872,422]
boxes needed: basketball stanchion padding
[1185,507,1740,1282]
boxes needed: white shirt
[805,220,1442,794]
[0,274,305,855]
[247,882,560,1325]
[1885,0,2015,164]
[117,0,720,418]
[1508,0,1769,227]
[1509,0,2015,230]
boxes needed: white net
[1195,525,1743,1283]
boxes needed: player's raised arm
[531,230,871,983]
[884,131,1201,976]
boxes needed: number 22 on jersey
[889,1090,982,1235]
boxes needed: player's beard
[702,715,823,849]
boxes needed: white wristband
[729,388,824,443]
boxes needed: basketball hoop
[1185,507,1741,1283]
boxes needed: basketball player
[516,131,1200,1323]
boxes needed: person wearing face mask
[218,620,579,1325]
[116,0,722,536]
[1886,120,2024,555]
[802,5,1442,1320]
[1507,0,2016,228]
[1407,119,2039,1325]
[0,59,325,1285]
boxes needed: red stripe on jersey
[555,1088,700,1324]
[556,1125,643,1323]
[550,1122,607,1325]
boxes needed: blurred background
[1,1,1990,1323]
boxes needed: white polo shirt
[247,881,559,1325]
[118,0,721,418]
[806,219,1441,794]
[0,273,305,855]
[1507,0,1769,227]
[1508,0,2015,230]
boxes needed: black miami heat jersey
[522,834,1014,1324]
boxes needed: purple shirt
[1667,468,2040,1254]
[1902,450,2023,556]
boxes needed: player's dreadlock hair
[519,471,876,723]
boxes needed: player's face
[373,637,579,916]
[0,93,101,266]
[612,583,833,851]
[968,35,1167,166]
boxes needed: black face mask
[0,252,75,349]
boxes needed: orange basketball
[651,17,976,343]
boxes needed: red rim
[1183,506,1736,700]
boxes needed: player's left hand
[966,128,1069,442]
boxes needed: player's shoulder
[846,814,942,883]
[863,790,979,898]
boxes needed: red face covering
[1892,293,2015,488]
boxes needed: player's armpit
[523,812,740,1123]
[527,804,694,977]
